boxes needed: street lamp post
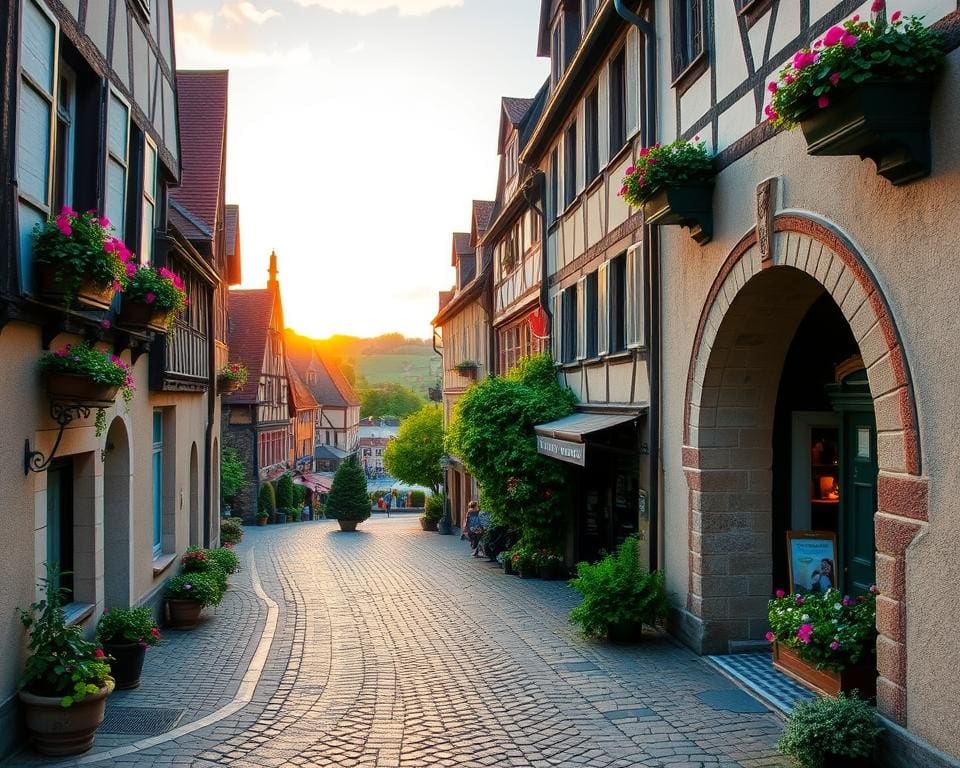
[439,454,454,535]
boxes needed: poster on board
[787,531,838,595]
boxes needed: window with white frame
[106,91,130,241]
[141,138,157,265]
[609,48,627,155]
[561,284,578,363]
[608,253,627,353]
[585,271,599,358]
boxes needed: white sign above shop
[536,436,586,466]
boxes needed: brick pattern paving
[6,518,791,767]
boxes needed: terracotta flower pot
[36,263,116,310]
[44,372,119,407]
[256,517,268,526]
[102,642,146,690]
[218,376,244,393]
[19,680,114,756]
[166,598,204,630]
[338,520,359,532]
[773,642,877,698]
[117,301,174,333]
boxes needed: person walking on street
[465,501,484,557]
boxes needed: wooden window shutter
[626,243,646,348]
[598,67,610,169]
[576,103,587,194]
[576,276,587,360]
[626,28,640,139]
[552,291,562,362]
[597,261,609,356]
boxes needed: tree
[220,448,246,505]
[384,404,444,493]
[446,354,576,548]
[360,383,426,420]
[325,457,371,522]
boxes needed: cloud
[293,0,462,16]
[175,9,311,69]
[347,40,366,53]
[220,2,281,25]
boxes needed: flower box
[44,372,119,407]
[641,183,714,245]
[117,301,174,334]
[37,263,116,311]
[773,642,876,698]
[218,375,244,393]
[798,80,934,186]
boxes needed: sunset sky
[173,0,548,340]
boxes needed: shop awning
[293,473,333,492]
[534,408,645,466]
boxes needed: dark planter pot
[455,365,478,380]
[338,520,359,532]
[117,301,174,333]
[36,263,116,310]
[518,564,538,579]
[274,512,287,524]
[607,620,644,644]
[166,598,203,630]
[773,642,877,698]
[44,372,120,407]
[19,681,114,756]
[640,182,714,245]
[102,642,147,690]
[420,518,439,531]
[503,558,514,576]
[538,563,562,581]
[798,80,935,186]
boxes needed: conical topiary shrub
[277,474,295,515]
[258,481,276,524]
[326,457,371,531]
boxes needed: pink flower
[639,146,649,156]
[101,319,111,329]
[784,74,795,85]
[891,10,901,21]
[764,104,778,121]
[693,135,700,142]
[94,648,106,659]
[150,627,161,639]
[618,185,627,197]
[823,25,846,46]
[792,50,817,69]
[830,640,841,650]
[813,39,822,49]
[869,585,879,594]
[795,595,805,605]
[841,34,858,48]
[797,623,814,644]
[98,217,110,228]
[625,166,635,176]
[60,205,76,218]
[145,292,156,304]
[852,14,860,22]
[830,72,841,86]
[765,631,775,643]
[767,81,777,94]
[112,280,122,292]
[818,95,830,108]
[775,589,786,598]
[56,221,72,237]
[870,0,884,12]
[126,263,137,277]
[104,238,119,253]
[842,596,853,606]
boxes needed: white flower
[832,618,838,624]
[801,614,810,622]
[834,603,842,610]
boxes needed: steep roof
[224,288,275,404]
[286,346,361,409]
[471,200,495,247]
[287,361,319,415]
[224,204,242,285]
[502,96,535,126]
[171,71,228,236]
[451,232,473,266]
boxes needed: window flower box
[117,302,174,334]
[454,361,479,380]
[217,362,248,393]
[640,183,714,245]
[118,266,187,334]
[37,264,117,311]
[44,373,119,408]
[773,642,876,699]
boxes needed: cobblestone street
[8,517,790,768]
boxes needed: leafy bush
[569,537,667,639]
[288,507,302,522]
[96,607,161,647]
[326,457,371,522]
[220,447,246,505]
[220,517,243,546]
[257,482,276,519]
[422,492,444,523]
[767,587,877,673]
[778,692,881,768]
[410,490,426,508]
[19,563,113,706]
[619,138,714,206]
[180,547,227,591]
[206,547,240,575]
[383,405,444,493]
[164,572,224,608]
[767,7,943,128]
[360,383,425,420]
[447,354,576,549]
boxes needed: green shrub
[277,475,295,510]
[220,517,243,546]
[220,447,246,505]
[96,606,161,647]
[778,692,881,768]
[180,547,227,592]
[289,507,302,522]
[422,492,444,523]
[410,490,426,507]
[569,537,667,639]
[326,457,371,522]
[257,482,276,519]
[164,572,224,608]
[206,547,240,575]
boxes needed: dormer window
[506,137,518,182]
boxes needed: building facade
[358,421,399,476]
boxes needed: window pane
[141,199,155,264]
[144,141,157,198]
[106,159,127,235]
[17,83,52,204]
[21,1,56,94]
[108,94,129,159]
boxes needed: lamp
[439,454,453,535]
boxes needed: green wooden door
[841,410,878,594]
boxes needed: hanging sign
[536,435,585,466]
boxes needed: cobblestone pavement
[8,517,792,768]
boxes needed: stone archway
[681,214,926,724]
[103,417,132,609]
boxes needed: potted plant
[18,564,115,756]
[219,517,243,546]
[420,493,443,531]
[256,510,269,526]
[33,208,132,309]
[217,362,248,393]
[38,343,136,436]
[454,360,479,380]
[511,544,538,579]
[163,572,224,630]
[619,138,715,244]
[569,536,668,643]
[777,692,881,768]
[118,265,188,334]
[258,482,276,525]
[767,2,944,185]
[536,550,564,580]
[326,457,372,531]
[766,587,878,697]
[499,550,514,576]
[180,547,228,593]
[206,547,240,577]
[94,607,161,690]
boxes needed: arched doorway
[103,417,132,609]
[189,443,200,548]
[682,215,925,724]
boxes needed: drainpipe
[203,280,216,548]
[614,0,661,569]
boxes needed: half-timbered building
[522,1,652,565]
[287,362,319,474]
[222,252,290,517]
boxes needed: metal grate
[99,706,185,735]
